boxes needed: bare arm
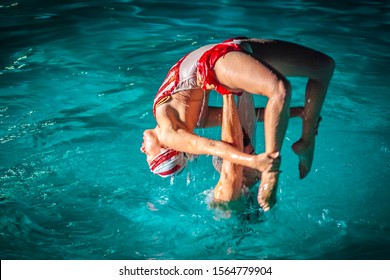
[203,106,304,127]
[160,126,259,169]
[156,106,279,172]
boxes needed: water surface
[0,0,389,260]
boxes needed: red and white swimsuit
[153,38,249,116]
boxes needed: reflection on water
[0,0,389,259]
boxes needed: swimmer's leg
[244,39,335,179]
[292,77,332,179]
[213,94,243,202]
[214,52,289,212]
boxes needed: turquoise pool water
[0,0,389,260]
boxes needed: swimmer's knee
[271,79,291,105]
[316,54,335,80]
[325,56,335,77]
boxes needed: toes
[257,183,276,212]
[261,201,270,211]
[257,196,270,212]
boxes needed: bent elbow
[158,130,173,148]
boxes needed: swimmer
[211,92,307,207]
[140,37,335,211]
[210,92,308,188]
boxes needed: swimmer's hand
[254,152,280,173]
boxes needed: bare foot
[257,171,279,211]
[292,138,315,179]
